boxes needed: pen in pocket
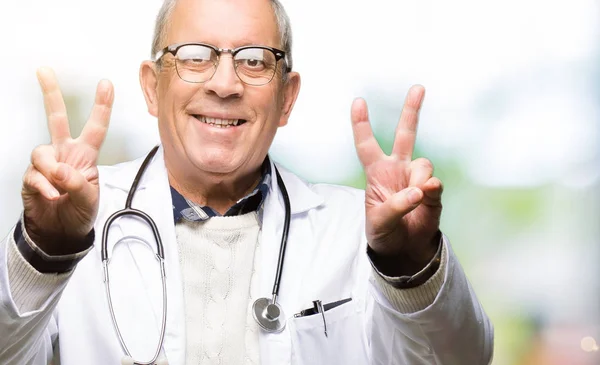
[293,297,352,318]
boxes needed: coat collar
[101,146,165,192]
[101,145,325,215]
[267,158,324,215]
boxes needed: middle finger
[391,85,425,161]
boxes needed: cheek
[157,79,196,122]
[254,85,284,125]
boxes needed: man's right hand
[21,67,114,254]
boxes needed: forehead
[168,0,280,48]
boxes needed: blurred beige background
[1,1,599,363]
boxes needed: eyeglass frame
[153,42,292,85]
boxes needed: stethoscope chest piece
[252,297,286,333]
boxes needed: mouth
[192,115,248,128]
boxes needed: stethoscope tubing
[270,166,291,301]
[102,146,167,365]
[101,145,292,363]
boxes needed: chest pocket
[289,299,369,365]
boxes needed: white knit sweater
[175,212,262,365]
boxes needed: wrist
[369,230,441,277]
[15,218,95,274]
[23,215,93,256]
[405,230,441,266]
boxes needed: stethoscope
[101,146,292,365]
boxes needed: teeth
[199,116,240,127]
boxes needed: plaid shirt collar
[171,157,272,224]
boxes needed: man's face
[148,0,300,178]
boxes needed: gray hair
[151,0,294,72]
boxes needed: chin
[188,149,243,174]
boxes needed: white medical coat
[0,147,494,364]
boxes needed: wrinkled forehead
[168,0,280,49]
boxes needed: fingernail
[407,188,422,205]
[48,189,59,199]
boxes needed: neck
[166,161,263,215]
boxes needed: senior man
[0,0,493,364]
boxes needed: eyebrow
[233,38,261,46]
[210,36,279,49]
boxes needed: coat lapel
[258,161,324,365]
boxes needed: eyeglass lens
[174,45,279,86]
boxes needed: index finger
[37,67,71,144]
[391,85,425,161]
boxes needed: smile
[193,115,248,128]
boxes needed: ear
[278,71,301,127]
[140,61,159,117]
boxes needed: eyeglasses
[155,43,291,86]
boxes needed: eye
[243,58,264,68]
[235,48,271,70]
[187,58,211,64]
[176,45,215,64]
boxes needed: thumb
[387,187,423,217]
[52,163,96,206]
[369,187,423,233]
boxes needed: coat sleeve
[0,226,71,365]
[364,236,494,365]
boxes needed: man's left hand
[351,85,443,273]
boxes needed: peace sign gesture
[351,85,443,271]
[21,68,114,252]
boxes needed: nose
[203,55,244,99]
